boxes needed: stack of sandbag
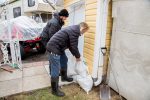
[65,50,93,94]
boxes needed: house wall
[64,0,113,73]
[84,0,97,72]
[64,0,97,73]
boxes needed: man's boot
[61,70,73,82]
[51,77,65,97]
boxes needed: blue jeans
[49,52,68,77]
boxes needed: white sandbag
[67,56,77,76]
[75,61,93,94]
[75,61,87,76]
[76,75,93,94]
[63,50,93,93]
[66,50,77,76]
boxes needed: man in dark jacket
[40,9,69,47]
[40,9,69,86]
[47,22,89,97]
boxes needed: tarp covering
[109,0,150,100]
[0,16,42,41]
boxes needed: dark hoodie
[40,13,64,47]
[46,25,81,58]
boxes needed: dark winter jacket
[40,13,64,47]
[46,25,81,58]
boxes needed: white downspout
[92,0,110,86]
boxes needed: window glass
[13,7,21,18]
[28,0,35,7]
[41,13,52,23]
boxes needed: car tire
[20,44,26,60]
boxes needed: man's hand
[76,58,81,62]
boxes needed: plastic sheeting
[0,16,42,41]
[109,0,150,100]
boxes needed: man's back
[41,13,62,40]
[47,25,81,58]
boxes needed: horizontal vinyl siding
[86,0,97,4]
[84,0,97,73]
[86,15,97,21]
[86,9,97,15]
[64,0,97,73]
[86,2,97,10]
[64,0,80,7]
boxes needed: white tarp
[109,0,150,100]
[0,16,42,41]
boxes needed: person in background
[40,9,69,47]
[40,9,69,83]
[46,22,89,97]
